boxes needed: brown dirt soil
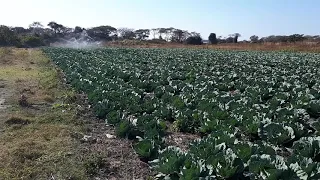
[165,132,200,152]
[0,48,152,180]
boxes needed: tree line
[1,21,319,47]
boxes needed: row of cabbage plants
[43,47,320,179]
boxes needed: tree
[29,22,44,35]
[250,35,259,43]
[226,36,234,43]
[190,32,200,37]
[134,29,150,40]
[185,35,203,45]
[150,28,159,39]
[47,21,65,34]
[11,27,30,35]
[74,26,84,34]
[164,27,174,41]
[63,27,73,34]
[171,29,189,43]
[0,25,18,46]
[208,33,218,44]
[232,33,241,43]
[158,28,166,40]
[41,29,55,44]
[288,34,305,42]
[29,22,43,29]
[117,28,135,40]
[20,35,44,47]
[263,35,287,43]
[87,25,117,41]
[303,35,316,42]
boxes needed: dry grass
[0,48,152,180]
[106,41,320,53]
[203,42,320,53]
[0,124,86,179]
[0,48,88,179]
[5,116,31,125]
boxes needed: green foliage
[87,25,117,41]
[116,120,132,138]
[263,123,294,145]
[208,33,218,44]
[0,25,19,46]
[106,111,121,125]
[0,25,45,47]
[43,47,320,179]
[250,35,259,43]
[20,35,45,47]
[306,101,320,118]
[185,36,203,45]
[134,29,150,40]
[134,139,159,161]
[155,147,186,177]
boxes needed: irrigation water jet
[50,30,102,49]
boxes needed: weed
[11,141,45,163]
[84,154,107,176]
[62,90,77,104]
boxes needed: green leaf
[134,139,153,159]
[116,120,131,138]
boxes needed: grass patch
[0,67,40,81]
[61,90,77,104]
[0,124,87,179]
[84,154,108,176]
[42,94,55,103]
[5,116,30,125]
[0,48,90,179]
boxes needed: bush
[185,36,203,45]
[20,35,45,47]
[208,33,218,44]
[148,38,167,44]
[0,25,20,46]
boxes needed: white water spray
[50,30,102,49]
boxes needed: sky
[1,0,319,40]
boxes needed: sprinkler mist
[50,30,102,49]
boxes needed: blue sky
[1,0,319,40]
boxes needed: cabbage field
[43,47,320,179]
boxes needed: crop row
[43,47,320,179]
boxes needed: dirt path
[0,48,151,180]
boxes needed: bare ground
[0,48,152,180]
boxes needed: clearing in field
[43,47,320,179]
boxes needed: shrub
[148,39,167,44]
[20,35,45,47]
[185,36,203,45]
[208,33,218,44]
[0,25,20,46]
